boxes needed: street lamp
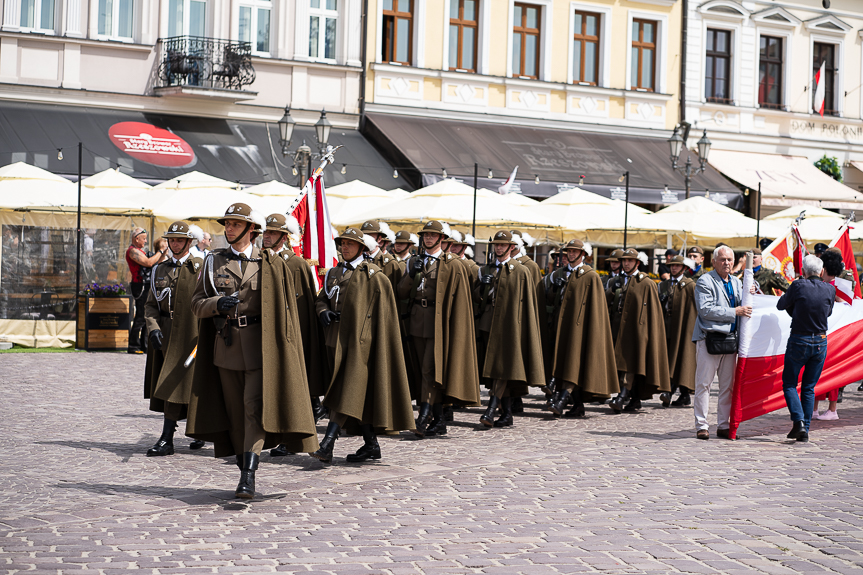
[667,126,711,199]
[619,171,630,249]
[277,106,295,155]
[314,110,332,150]
[277,106,335,185]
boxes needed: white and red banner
[828,225,862,300]
[761,225,806,284]
[290,172,338,288]
[813,61,826,117]
[729,268,863,438]
[498,165,519,194]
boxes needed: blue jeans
[782,333,828,431]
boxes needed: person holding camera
[126,227,167,354]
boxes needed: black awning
[366,113,743,209]
[0,101,410,189]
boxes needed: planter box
[76,296,133,351]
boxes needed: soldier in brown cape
[605,248,671,413]
[604,248,624,288]
[390,230,421,401]
[539,239,618,418]
[658,255,698,408]
[449,229,479,288]
[143,221,205,456]
[187,203,319,499]
[261,213,329,458]
[311,228,415,463]
[396,220,480,438]
[360,220,401,284]
[474,230,545,427]
[510,231,542,286]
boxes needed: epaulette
[193,261,200,271]
[446,253,454,260]
[509,263,515,271]
[637,273,646,282]
[577,267,586,277]
[383,256,391,265]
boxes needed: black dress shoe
[189,439,205,450]
[671,392,692,407]
[550,390,571,416]
[480,396,500,427]
[659,392,672,408]
[797,431,809,442]
[270,444,293,457]
[787,421,805,440]
[623,397,642,412]
[608,387,630,413]
[716,428,731,440]
[858,382,863,392]
[235,452,259,499]
[311,421,341,463]
[511,396,524,414]
[147,439,174,457]
[346,426,381,462]
[563,402,586,418]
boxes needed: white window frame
[95,0,135,41]
[375,0,426,67]
[441,0,488,75]
[809,34,844,117]
[164,0,207,38]
[14,0,57,33]
[625,9,668,93]
[506,0,552,81]
[567,2,611,87]
[754,26,792,112]
[236,0,272,56]
[308,0,338,62]
[699,20,741,106]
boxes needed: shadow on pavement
[37,438,214,458]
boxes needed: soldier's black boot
[564,388,586,418]
[443,404,454,422]
[311,396,328,422]
[608,387,630,414]
[623,396,642,412]
[511,396,524,414]
[235,452,259,499]
[346,424,381,462]
[671,387,691,407]
[311,421,341,463]
[189,439,205,450]
[426,404,447,437]
[660,384,678,408]
[147,418,177,456]
[542,378,557,400]
[480,396,500,427]
[269,444,292,457]
[550,390,572,416]
[414,402,433,438]
[494,397,514,427]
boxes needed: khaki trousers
[491,379,509,399]
[413,336,441,404]
[618,371,635,391]
[218,367,266,455]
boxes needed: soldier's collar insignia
[509,264,514,270]
[638,273,644,280]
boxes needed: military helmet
[686,245,704,256]
[607,248,624,262]
[668,255,687,265]
[419,220,445,235]
[490,230,516,245]
[618,248,639,259]
[217,203,262,230]
[751,248,762,255]
[163,221,194,239]
[336,227,366,248]
[394,230,413,243]
[562,239,585,251]
[361,220,383,235]
[814,242,829,256]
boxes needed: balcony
[155,36,258,101]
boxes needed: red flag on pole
[813,61,826,117]
[829,225,862,299]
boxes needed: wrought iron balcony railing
[157,36,256,91]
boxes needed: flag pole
[472,162,478,237]
[755,182,761,247]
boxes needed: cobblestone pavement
[2,353,863,574]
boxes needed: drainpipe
[680,0,687,125]
[359,0,369,131]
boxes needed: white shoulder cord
[150,263,172,312]
[323,267,340,307]
[201,253,219,298]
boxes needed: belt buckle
[169,310,174,320]
[421,298,428,308]
[237,315,247,327]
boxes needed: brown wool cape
[283,251,327,397]
[186,250,319,457]
[482,261,545,386]
[518,255,542,286]
[388,256,422,401]
[663,277,697,391]
[433,253,481,405]
[614,273,671,398]
[550,266,619,398]
[144,258,200,417]
[325,261,415,433]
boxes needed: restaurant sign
[108,122,196,168]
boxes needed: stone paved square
[1,353,862,574]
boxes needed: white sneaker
[813,409,820,420]
[820,410,839,421]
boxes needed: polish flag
[498,165,519,194]
[289,172,338,288]
[761,228,800,282]
[729,268,863,439]
[813,61,826,117]
[828,224,862,299]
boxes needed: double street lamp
[667,123,712,199]
[277,107,333,183]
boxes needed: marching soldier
[143,221,205,456]
[658,255,697,408]
[361,220,401,285]
[474,230,545,427]
[261,213,328,457]
[390,230,422,402]
[449,230,479,291]
[606,248,671,413]
[751,248,790,295]
[542,239,618,417]
[510,230,542,286]
[686,246,706,279]
[391,230,417,264]
[396,220,480,437]
[603,248,623,288]
[311,228,415,463]
[187,203,319,499]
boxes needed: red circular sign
[108,122,196,168]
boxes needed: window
[309,0,337,60]
[813,42,838,116]
[98,0,133,39]
[705,28,731,103]
[449,0,478,72]
[382,0,412,65]
[512,3,540,79]
[630,19,655,91]
[758,36,783,109]
[572,10,599,85]
[239,0,270,54]
[20,0,54,31]
[168,0,205,37]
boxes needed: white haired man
[692,245,752,440]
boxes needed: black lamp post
[619,171,630,248]
[314,110,332,150]
[277,106,295,155]
[277,107,333,185]
[668,127,711,199]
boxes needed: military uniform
[391,230,422,401]
[602,248,624,289]
[685,246,706,280]
[143,221,204,456]
[657,256,698,407]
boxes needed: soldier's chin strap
[225,222,252,245]
[169,239,192,257]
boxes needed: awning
[709,150,863,210]
[0,101,409,189]
[364,113,743,209]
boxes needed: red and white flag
[498,165,518,194]
[828,224,862,300]
[813,61,826,117]
[290,172,338,288]
[729,268,863,438]
[761,227,801,283]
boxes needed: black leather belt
[414,298,435,308]
[228,315,261,328]
[791,330,826,337]
[160,310,173,319]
